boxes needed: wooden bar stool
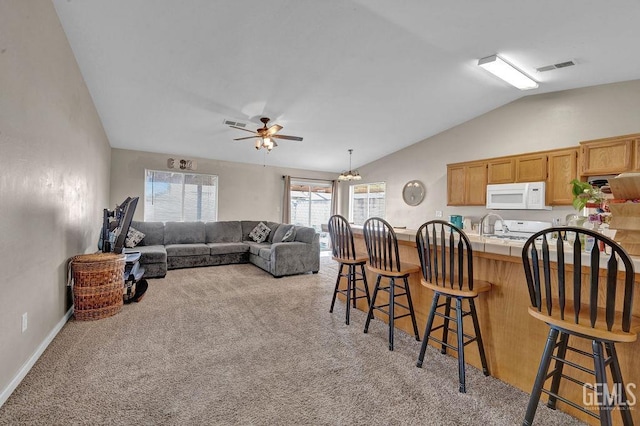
[327,214,371,325]
[415,220,491,393]
[522,227,640,426]
[362,217,420,351]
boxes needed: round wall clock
[402,180,426,206]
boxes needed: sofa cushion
[165,243,210,257]
[265,222,281,242]
[205,221,242,243]
[294,226,316,244]
[207,242,249,256]
[125,245,167,264]
[241,221,261,241]
[130,221,164,246]
[249,222,271,243]
[244,241,271,256]
[164,222,205,245]
[272,224,295,243]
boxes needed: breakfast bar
[345,226,640,425]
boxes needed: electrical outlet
[21,312,28,333]
[435,210,443,218]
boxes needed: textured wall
[347,80,640,229]
[0,0,111,401]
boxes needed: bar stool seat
[327,215,371,325]
[415,220,491,393]
[362,217,420,351]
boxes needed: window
[349,182,386,225]
[144,170,218,222]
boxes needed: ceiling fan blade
[230,125,258,134]
[265,124,283,136]
[234,136,259,141]
[272,134,303,141]
[272,140,278,147]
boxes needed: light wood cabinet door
[447,162,487,206]
[633,138,640,171]
[580,138,633,175]
[547,148,578,205]
[487,158,515,184]
[447,164,466,205]
[516,154,547,182]
[467,163,488,205]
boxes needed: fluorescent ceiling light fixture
[478,54,538,90]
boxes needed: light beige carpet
[0,258,584,425]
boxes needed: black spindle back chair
[522,226,639,426]
[415,220,491,393]
[362,217,420,350]
[327,215,370,325]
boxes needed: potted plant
[570,179,604,211]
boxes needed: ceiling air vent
[222,119,249,128]
[536,60,576,73]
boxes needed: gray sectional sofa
[125,220,320,278]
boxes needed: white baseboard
[0,308,73,407]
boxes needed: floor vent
[536,60,576,73]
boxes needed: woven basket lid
[71,253,125,263]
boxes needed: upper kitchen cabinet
[515,154,547,182]
[447,161,487,206]
[579,134,639,176]
[487,158,515,184]
[547,148,578,205]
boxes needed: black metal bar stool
[522,227,640,426]
[415,220,491,393]
[327,214,371,325]
[362,217,420,351]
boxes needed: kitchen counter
[343,224,640,425]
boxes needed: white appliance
[490,219,553,241]
[486,182,551,210]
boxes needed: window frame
[348,181,386,225]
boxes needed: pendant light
[338,149,362,181]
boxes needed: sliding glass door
[290,180,332,251]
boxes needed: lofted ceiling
[52,1,640,173]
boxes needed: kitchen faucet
[479,212,506,236]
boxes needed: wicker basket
[71,253,125,321]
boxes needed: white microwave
[486,182,551,210]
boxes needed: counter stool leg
[441,296,452,354]
[345,265,352,325]
[360,264,371,306]
[330,263,344,313]
[403,276,420,341]
[605,343,633,425]
[417,294,439,368]
[364,275,381,334]
[350,265,357,308]
[593,340,613,426]
[389,277,395,351]
[455,298,466,393]
[469,298,489,376]
[524,328,560,426]
[546,332,569,409]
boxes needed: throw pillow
[125,226,145,248]
[281,225,296,242]
[249,222,271,243]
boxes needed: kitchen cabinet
[633,138,640,171]
[515,154,547,182]
[580,134,636,175]
[447,161,487,206]
[546,148,578,205]
[487,158,515,184]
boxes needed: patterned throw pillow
[281,226,296,242]
[249,222,271,243]
[125,226,146,248]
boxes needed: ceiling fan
[230,117,303,152]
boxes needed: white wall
[110,149,336,222]
[344,80,640,230]
[0,0,111,403]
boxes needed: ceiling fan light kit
[338,149,362,181]
[478,54,539,90]
[230,117,302,152]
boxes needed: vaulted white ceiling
[53,1,640,172]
